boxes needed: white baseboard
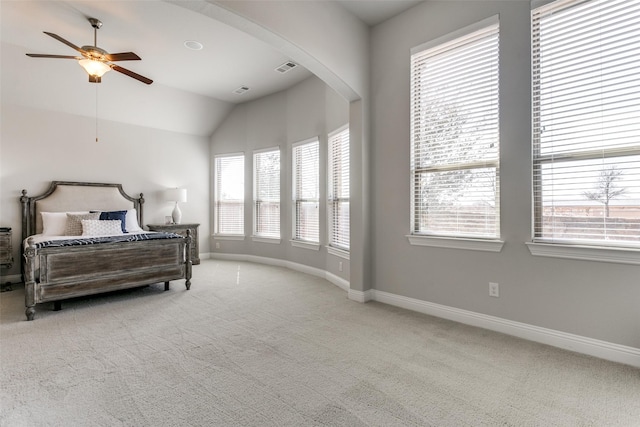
[211,253,350,292]
[207,255,640,368]
[371,290,640,368]
[348,289,372,303]
[326,272,350,292]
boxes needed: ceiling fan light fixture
[78,58,111,79]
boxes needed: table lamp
[164,188,187,224]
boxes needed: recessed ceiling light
[184,40,203,51]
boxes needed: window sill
[252,236,281,244]
[407,235,504,252]
[290,240,321,251]
[213,234,245,241]
[327,246,350,259]
[526,242,640,265]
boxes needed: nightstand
[0,227,13,292]
[147,223,200,265]
[0,227,13,269]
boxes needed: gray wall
[210,76,350,281]
[0,104,212,278]
[370,1,639,348]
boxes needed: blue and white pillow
[91,210,128,233]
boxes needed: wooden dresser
[147,223,200,265]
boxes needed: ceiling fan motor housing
[81,45,109,61]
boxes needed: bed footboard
[24,234,192,321]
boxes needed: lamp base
[172,202,182,224]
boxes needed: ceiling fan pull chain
[95,84,99,143]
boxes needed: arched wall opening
[170,0,371,295]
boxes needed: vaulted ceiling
[1,1,422,136]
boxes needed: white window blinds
[532,0,640,246]
[214,153,244,235]
[253,148,280,239]
[328,126,350,250]
[292,138,320,243]
[410,16,500,239]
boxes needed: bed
[20,181,192,321]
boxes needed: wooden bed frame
[20,181,192,321]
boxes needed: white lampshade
[164,188,187,203]
[78,59,111,78]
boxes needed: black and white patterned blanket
[34,232,183,249]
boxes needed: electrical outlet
[215,242,220,249]
[489,282,499,298]
[339,261,343,272]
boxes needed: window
[410,16,500,242]
[328,126,350,251]
[292,138,320,244]
[214,153,244,235]
[532,0,640,248]
[253,148,280,240]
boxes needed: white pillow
[125,209,143,233]
[81,220,124,237]
[41,211,89,236]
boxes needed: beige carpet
[1,259,639,426]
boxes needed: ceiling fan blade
[43,32,85,54]
[105,52,141,62]
[26,54,81,59]
[111,64,153,85]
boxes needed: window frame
[327,124,350,254]
[408,15,504,252]
[291,137,321,249]
[529,0,640,264]
[252,146,281,243]
[213,152,245,238]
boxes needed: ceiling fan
[26,17,153,85]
